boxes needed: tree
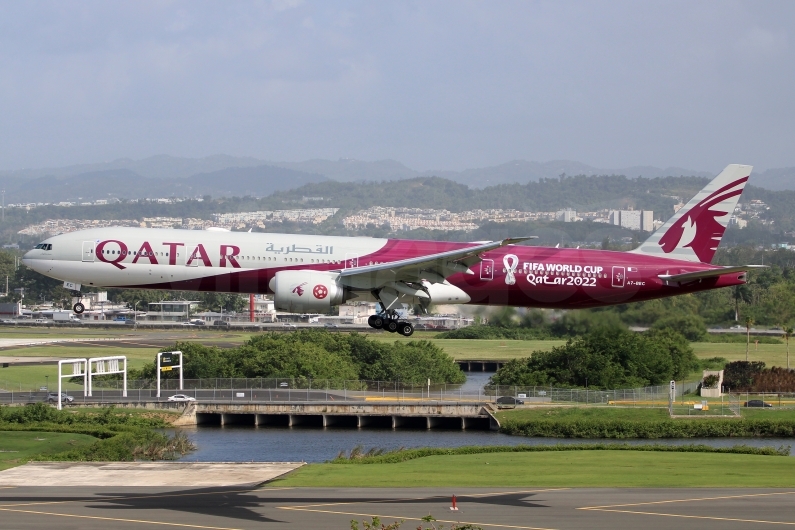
[745,316,754,361]
[784,326,794,370]
[733,285,752,321]
[650,314,707,342]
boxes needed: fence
[0,377,758,408]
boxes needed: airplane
[22,164,761,337]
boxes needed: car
[496,396,525,405]
[323,323,339,328]
[730,325,744,330]
[167,394,196,402]
[0,319,16,324]
[212,320,230,328]
[743,400,773,408]
[189,319,206,326]
[47,392,74,404]
[282,323,297,329]
[180,321,196,326]
[279,382,289,388]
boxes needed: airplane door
[344,253,359,269]
[480,259,494,281]
[82,241,95,262]
[611,266,626,288]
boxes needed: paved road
[1,486,793,529]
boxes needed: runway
[1,486,794,529]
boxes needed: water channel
[174,372,794,462]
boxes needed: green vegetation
[495,407,671,423]
[273,448,795,488]
[0,404,194,468]
[723,361,795,392]
[137,330,465,384]
[0,431,98,471]
[490,327,697,389]
[331,443,788,464]
[498,408,795,438]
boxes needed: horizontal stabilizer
[658,265,766,283]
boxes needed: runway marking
[278,506,558,530]
[0,507,244,529]
[579,490,795,510]
[282,488,568,508]
[585,508,795,526]
[0,487,294,508]
[277,489,567,530]
[579,491,795,526]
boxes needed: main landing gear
[368,313,414,337]
[70,290,85,314]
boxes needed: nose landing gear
[367,312,414,337]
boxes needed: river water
[172,372,792,462]
[174,426,794,462]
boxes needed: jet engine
[269,270,347,312]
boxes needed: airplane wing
[658,265,766,284]
[337,237,535,293]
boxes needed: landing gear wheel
[398,322,414,337]
[369,315,384,329]
[73,303,85,314]
[384,319,399,333]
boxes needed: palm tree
[784,326,794,370]
[733,285,751,321]
[745,316,754,362]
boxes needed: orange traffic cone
[450,494,459,511]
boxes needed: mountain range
[0,155,793,203]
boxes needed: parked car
[190,319,206,326]
[47,392,74,404]
[212,320,230,328]
[167,394,196,402]
[323,323,339,328]
[743,400,773,408]
[496,396,525,405]
[180,321,196,326]
[282,323,297,329]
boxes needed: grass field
[272,450,795,488]
[369,334,567,360]
[0,431,98,471]
[1,325,792,391]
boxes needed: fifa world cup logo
[503,254,518,285]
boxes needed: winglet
[501,236,537,246]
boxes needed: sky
[1,0,793,173]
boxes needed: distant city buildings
[607,209,655,231]
[18,208,339,237]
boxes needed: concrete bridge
[107,401,500,430]
[455,360,506,372]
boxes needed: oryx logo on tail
[631,164,752,264]
[658,177,747,263]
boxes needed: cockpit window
[33,243,52,250]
